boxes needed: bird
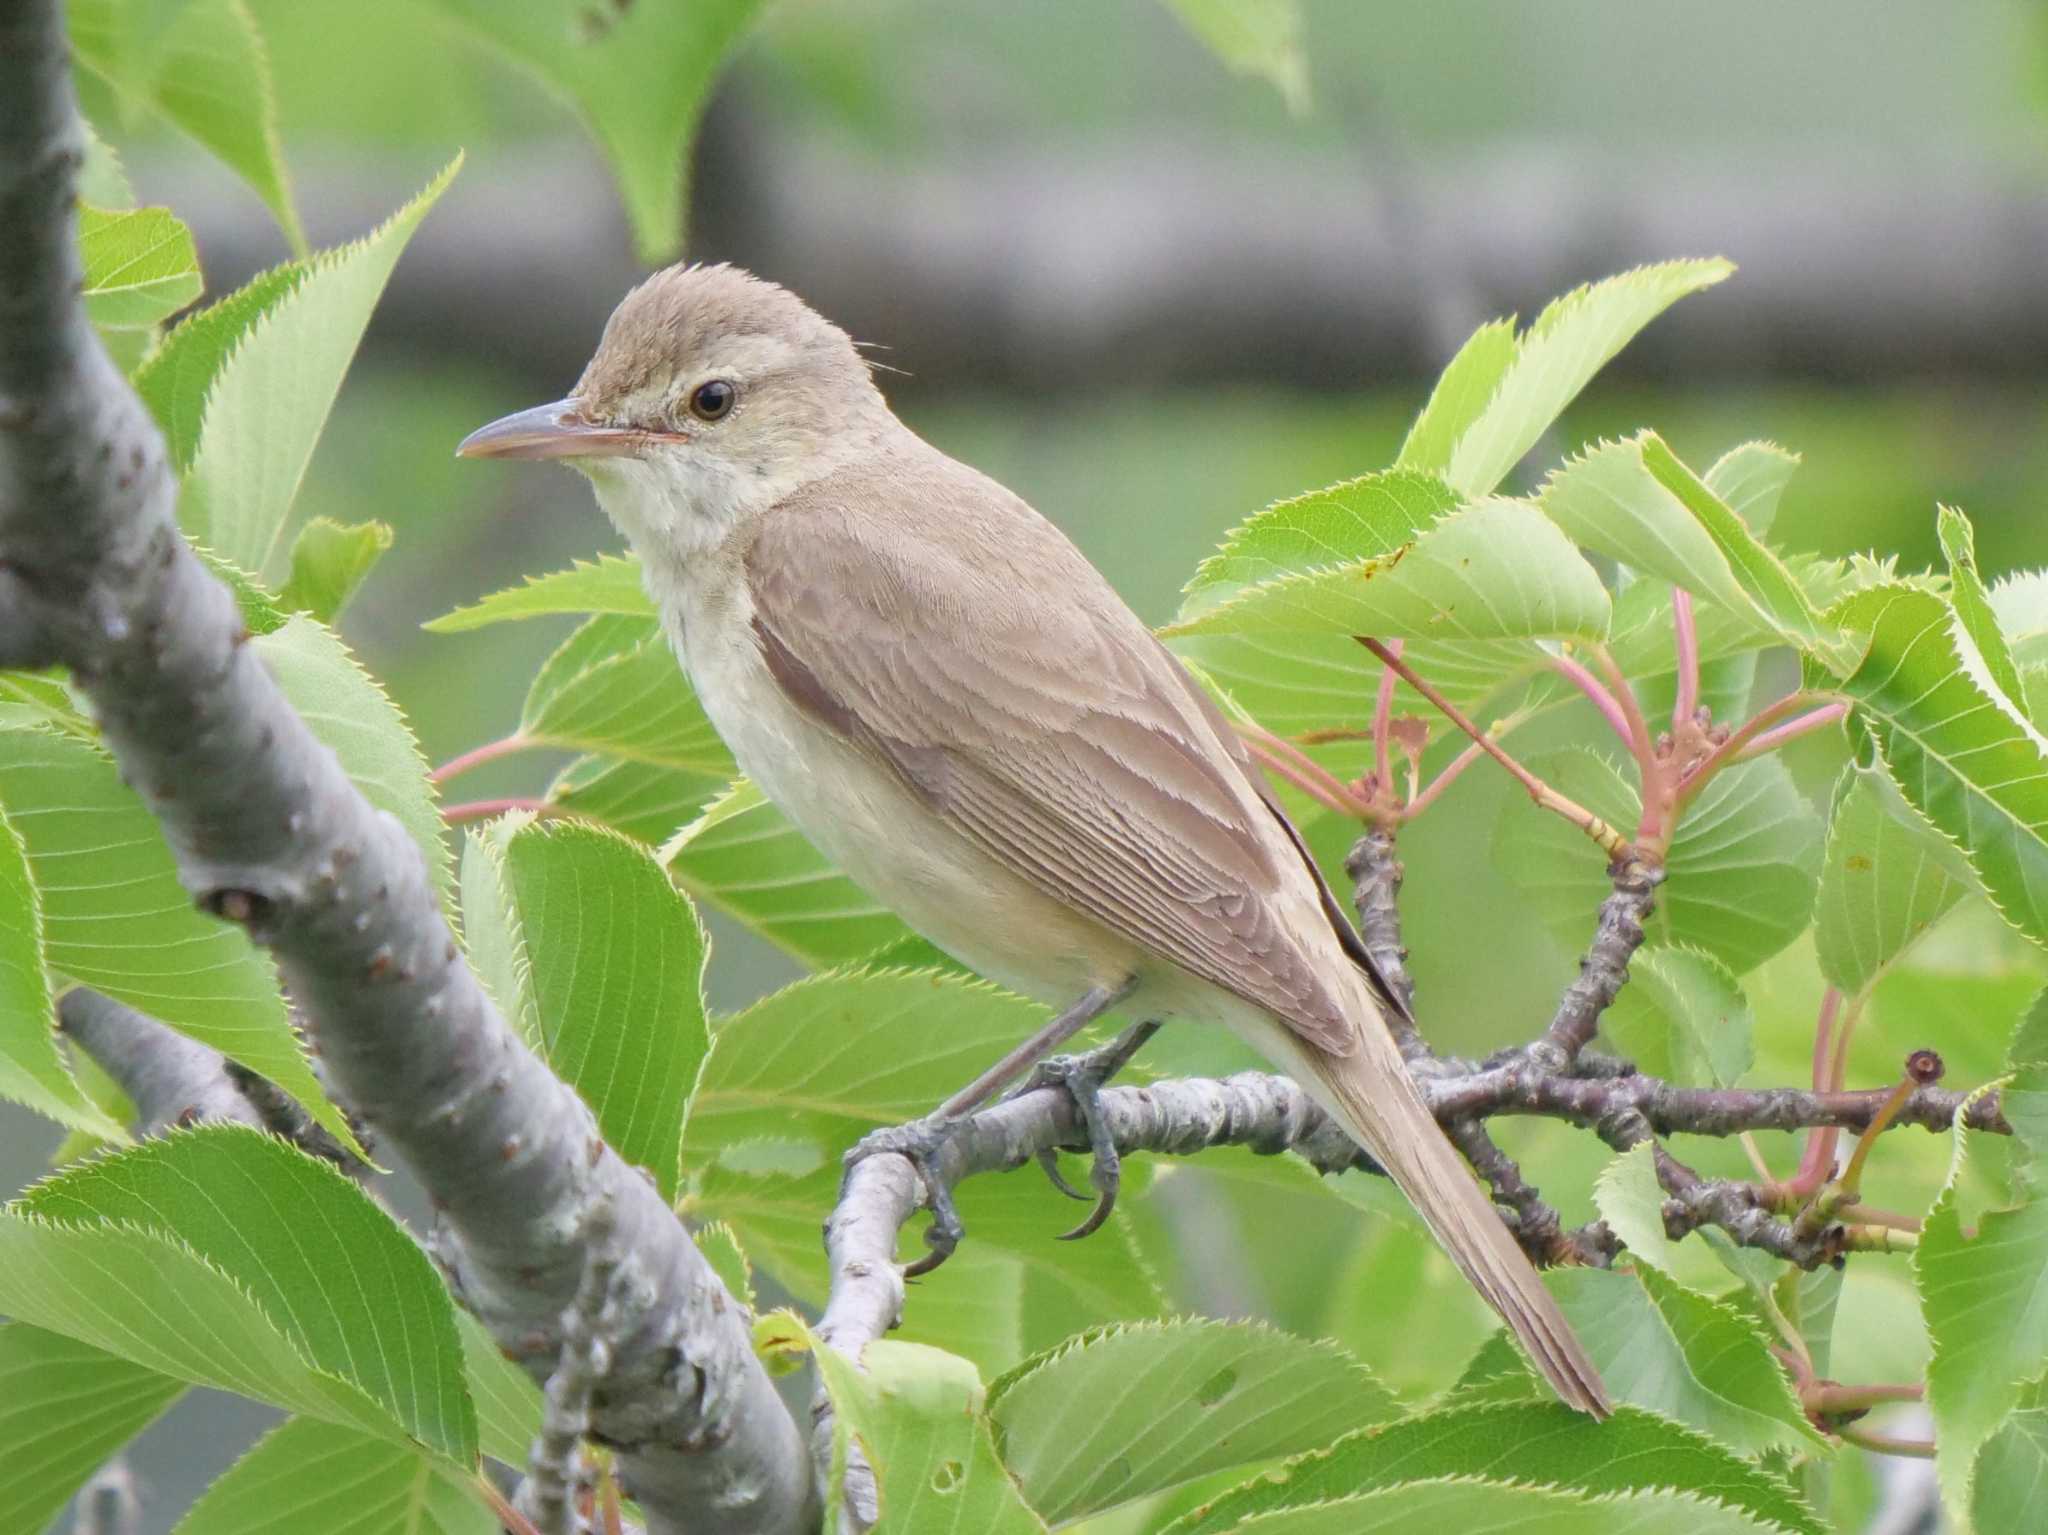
[458,262,1609,1416]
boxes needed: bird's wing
[744,458,1360,1054]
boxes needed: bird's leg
[1017,1019,1163,1241]
[841,977,1137,1276]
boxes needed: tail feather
[1301,1033,1610,1417]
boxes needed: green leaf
[179,158,460,576]
[1164,1401,1823,1535]
[1813,765,1970,996]
[79,118,136,208]
[1459,1266,1817,1458]
[1600,945,1753,1088]
[78,205,200,330]
[70,0,304,251]
[662,780,915,968]
[23,1124,477,1462]
[0,1324,184,1535]
[454,1311,542,1472]
[1973,1397,2048,1535]
[694,1220,756,1314]
[0,1217,402,1440]
[1940,504,2024,705]
[170,1417,494,1535]
[1177,1479,1790,1534]
[425,0,763,261]
[255,616,452,902]
[425,554,656,633]
[1181,471,1460,609]
[1639,435,1846,666]
[1444,260,1734,499]
[460,817,708,1198]
[1536,436,1775,639]
[1990,568,2048,671]
[546,755,726,848]
[521,615,735,775]
[685,970,1167,1370]
[0,808,128,1139]
[1168,496,1609,646]
[0,727,350,1149]
[1917,1079,2048,1519]
[1831,585,2048,947]
[1395,318,1518,476]
[1492,750,1821,974]
[1593,1143,1678,1273]
[986,1318,1398,1524]
[809,1329,1045,1534]
[134,261,304,471]
[280,519,394,623]
[1158,0,1309,111]
[1703,441,1800,536]
[197,543,295,637]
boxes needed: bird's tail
[1295,1022,1610,1417]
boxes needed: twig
[1733,701,1849,761]
[1372,638,1401,795]
[517,1200,621,1535]
[443,796,555,825]
[431,733,534,784]
[1549,653,1635,748]
[1402,739,1487,817]
[1342,827,1423,1047]
[72,1457,140,1535]
[0,14,812,1531]
[57,989,265,1135]
[1671,589,1700,733]
[1530,857,1663,1073]
[1359,638,1628,855]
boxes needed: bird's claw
[842,1117,970,1277]
[1011,1021,1160,1244]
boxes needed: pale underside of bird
[458,262,1609,1417]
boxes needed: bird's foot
[841,1116,975,1278]
[1014,1021,1161,1243]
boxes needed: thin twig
[1359,638,1628,854]
[1372,638,1401,795]
[1549,653,1635,747]
[443,796,555,825]
[1530,857,1663,1074]
[1671,589,1700,733]
[432,733,533,784]
[1733,701,1849,761]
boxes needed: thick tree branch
[0,10,810,1531]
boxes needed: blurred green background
[21,1,2048,1528]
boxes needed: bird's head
[459,263,889,559]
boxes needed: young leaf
[1592,1143,1678,1274]
[522,615,735,775]
[279,519,394,623]
[1462,1266,1817,1458]
[547,754,727,848]
[1158,0,1310,111]
[1599,945,1754,1087]
[1164,1401,1824,1535]
[1492,750,1821,975]
[0,809,127,1139]
[460,817,709,1198]
[23,1124,478,1463]
[1174,1478,1791,1534]
[78,205,200,330]
[1165,497,1610,646]
[1813,766,1970,997]
[1395,318,1518,476]
[809,1330,1045,1534]
[1444,259,1734,499]
[662,779,916,967]
[178,158,460,577]
[0,1217,402,1441]
[1939,504,2024,704]
[454,1310,544,1471]
[0,727,348,1150]
[1831,585,2048,948]
[424,554,655,633]
[170,1417,494,1535]
[254,616,452,902]
[425,0,763,261]
[133,260,304,470]
[1639,434,1846,665]
[1917,1051,2048,1518]
[1703,441,1800,536]
[68,0,304,252]
[0,1325,185,1535]
[1536,436,1775,639]
[985,1318,1399,1524]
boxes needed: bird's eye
[687,379,736,422]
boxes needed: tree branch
[0,10,810,1531]
[1531,856,1662,1073]
[57,988,267,1135]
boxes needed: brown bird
[459,263,1609,1415]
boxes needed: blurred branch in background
[131,114,2048,395]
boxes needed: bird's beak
[456,399,666,461]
